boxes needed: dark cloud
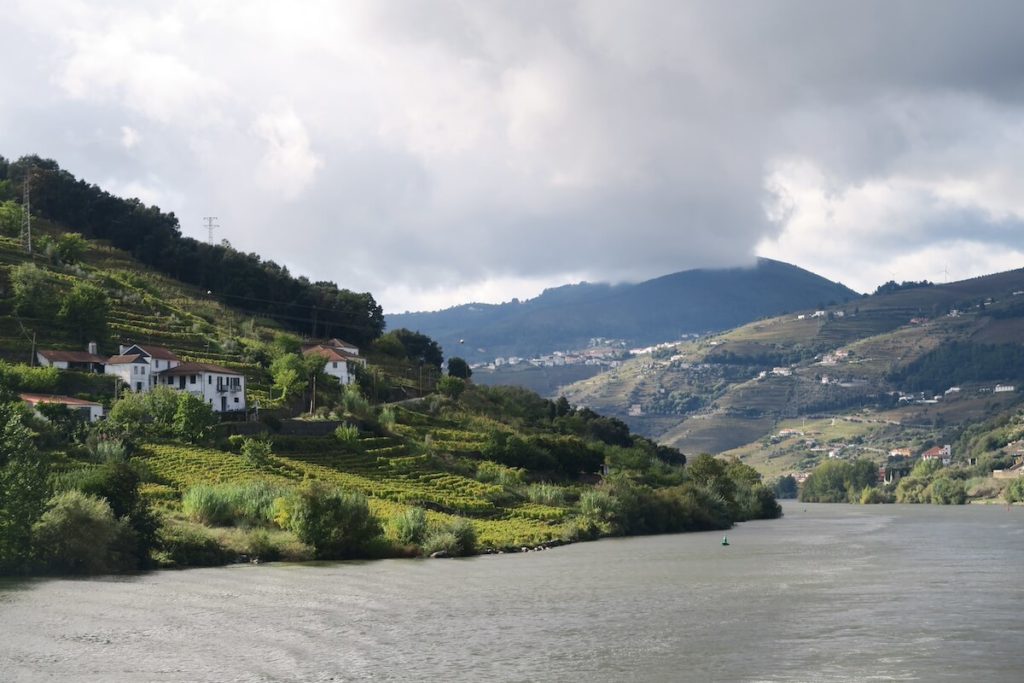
[2,1,1024,310]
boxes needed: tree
[0,200,24,237]
[10,263,56,318]
[59,280,109,343]
[285,484,381,559]
[377,329,443,368]
[447,357,472,379]
[173,393,218,443]
[55,232,87,265]
[31,491,127,574]
[0,402,51,573]
[437,375,466,400]
[270,354,304,401]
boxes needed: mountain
[562,267,1024,478]
[386,259,859,362]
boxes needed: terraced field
[138,426,573,550]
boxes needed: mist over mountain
[387,259,858,362]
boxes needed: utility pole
[21,169,32,254]
[203,216,219,245]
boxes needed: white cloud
[120,125,140,149]
[251,108,323,200]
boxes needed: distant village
[471,336,653,371]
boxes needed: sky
[3,1,1024,314]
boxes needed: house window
[234,397,239,403]
[332,362,338,369]
[209,376,213,384]
[190,375,196,384]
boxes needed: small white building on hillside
[303,343,365,386]
[21,393,104,422]
[104,344,182,392]
[36,343,107,373]
[156,362,246,413]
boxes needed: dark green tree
[59,280,109,343]
[447,356,472,379]
[0,403,51,573]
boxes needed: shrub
[334,423,360,444]
[437,376,466,400]
[526,483,568,507]
[422,530,459,556]
[31,491,128,574]
[1006,477,1024,504]
[155,524,232,568]
[91,438,128,464]
[286,484,381,559]
[926,477,967,505]
[388,507,428,545]
[182,485,234,526]
[240,438,273,467]
[578,489,618,527]
[182,481,287,527]
[342,384,370,416]
[422,518,477,557]
[378,406,396,431]
[476,461,525,488]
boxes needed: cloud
[2,1,1024,313]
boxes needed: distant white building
[21,393,104,422]
[303,342,365,386]
[105,344,181,393]
[156,362,246,413]
[994,385,1016,393]
[36,343,106,373]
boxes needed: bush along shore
[0,382,782,575]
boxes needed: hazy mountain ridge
[387,259,858,362]
[562,266,1024,475]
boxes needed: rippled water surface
[2,502,1023,682]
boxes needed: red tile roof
[20,393,101,408]
[304,345,364,363]
[123,344,179,361]
[37,350,107,364]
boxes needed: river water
[2,502,1023,682]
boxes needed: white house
[994,384,1016,393]
[303,344,365,386]
[104,344,181,392]
[37,343,107,373]
[105,352,154,393]
[20,393,104,422]
[156,362,246,413]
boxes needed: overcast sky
[4,1,1024,313]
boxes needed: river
[2,502,1023,682]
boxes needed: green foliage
[285,483,381,559]
[773,474,798,499]
[59,280,109,343]
[0,403,51,573]
[422,517,477,557]
[889,341,1024,393]
[54,232,87,264]
[0,361,59,393]
[387,506,427,545]
[1005,478,1024,504]
[447,357,472,379]
[525,482,568,507]
[182,480,288,527]
[925,477,967,505]
[334,423,360,443]
[800,459,877,503]
[475,461,525,488]
[437,375,465,400]
[10,263,56,318]
[0,199,24,236]
[376,329,443,368]
[378,405,396,431]
[341,383,371,416]
[155,523,232,568]
[172,392,218,443]
[31,490,131,574]
[240,438,273,467]
[270,354,304,401]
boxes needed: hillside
[0,163,783,576]
[563,269,1024,477]
[386,258,858,362]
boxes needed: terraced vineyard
[138,423,574,549]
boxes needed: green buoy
[721,536,729,546]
